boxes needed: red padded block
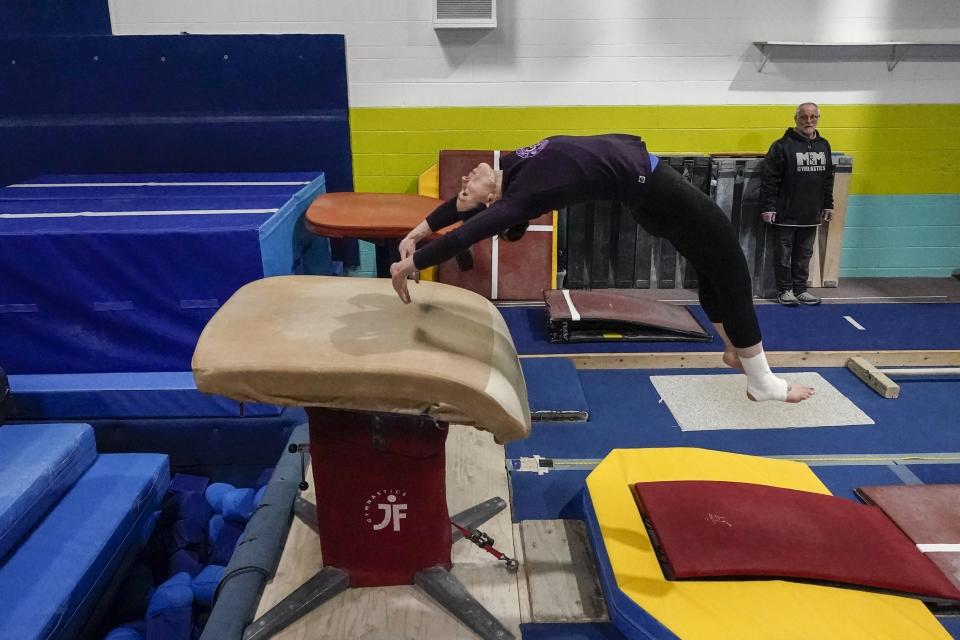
[309,408,452,587]
[634,480,960,602]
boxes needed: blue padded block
[522,358,589,421]
[174,492,214,528]
[208,515,245,566]
[0,422,96,561]
[170,473,210,495]
[0,453,170,640]
[147,578,194,640]
[222,488,256,523]
[168,549,204,578]
[205,484,234,514]
[192,565,226,606]
[8,372,282,419]
[164,520,207,557]
[104,628,145,640]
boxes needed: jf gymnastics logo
[364,489,409,532]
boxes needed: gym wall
[44,2,960,276]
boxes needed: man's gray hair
[795,102,820,116]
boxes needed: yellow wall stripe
[349,105,960,196]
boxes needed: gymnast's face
[457,163,497,212]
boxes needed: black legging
[630,162,762,348]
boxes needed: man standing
[760,102,835,306]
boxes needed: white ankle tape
[740,352,788,401]
[746,374,789,402]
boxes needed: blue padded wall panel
[0,35,348,116]
[0,35,353,191]
[0,1,111,36]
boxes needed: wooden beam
[847,356,900,399]
[525,349,960,370]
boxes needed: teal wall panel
[840,195,960,277]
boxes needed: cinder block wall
[111,0,960,277]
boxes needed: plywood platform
[255,426,524,639]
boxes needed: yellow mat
[587,447,951,639]
[192,275,530,443]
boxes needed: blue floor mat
[908,464,960,485]
[522,358,589,420]
[506,369,960,460]
[0,423,97,561]
[0,453,169,640]
[503,303,960,355]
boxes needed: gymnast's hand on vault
[398,236,418,261]
[390,257,418,304]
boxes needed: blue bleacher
[0,422,169,640]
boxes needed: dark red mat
[543,289,711,343]
[634,480,960,602]
[858,484,960,592]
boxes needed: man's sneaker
[778,290,799,306]
[796,291,821,305]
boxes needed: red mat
[858,484,960,592]
[634,480,960,602]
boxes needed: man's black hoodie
[760,128,835,226]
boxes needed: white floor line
[844,315,867,331]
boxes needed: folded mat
[0,453,170,640]
[543,288,711,343]
[634,479,960,603]
[0,423,97,561]
[859,484,960,592]
[192,275,531,443]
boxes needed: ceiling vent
[434,0,497,29]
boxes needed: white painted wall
[108,0,960,107]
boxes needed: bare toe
[786,384,816,403]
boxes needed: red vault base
[307,407,452,587]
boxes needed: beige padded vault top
[192,275,531,443]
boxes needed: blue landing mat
[0,172,328,374]
[502,303,960,355]
[506,368,960,461]
[522,358,589,420]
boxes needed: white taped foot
[740,351,789,402]
[746,375,789,402]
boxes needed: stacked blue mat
[0,422,169,639]
[0,172,329,375]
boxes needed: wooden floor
[256,426,527,639]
